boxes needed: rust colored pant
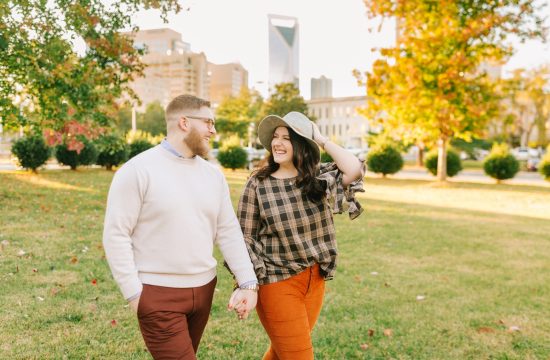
[137,277,217,360]
[256,264,326,360]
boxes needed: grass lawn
[1,168,549,359]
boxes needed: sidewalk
[373,166,549,187]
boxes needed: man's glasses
[184,115,216,130]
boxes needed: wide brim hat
[258,111,320,162]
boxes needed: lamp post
[248,122,255,149]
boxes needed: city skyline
[131,0,549,99]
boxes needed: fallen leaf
[416,295,426,301]
[384,282,391,287]
[111,319,117,326]
[360,343,369,350]
[368,329,375,337]
[0,240,9,246]
[91,279,97,286]
[477,327,495,334]
[383,329,393,337]
[354,275,362,282]
[17,250,26,257]
[32,268,38,273]
[37,296,44,301]
[70,256,78,264]
[370,271,378,276]
[507,326,520,333]
[50,288,59,296]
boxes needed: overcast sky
[132,0,550,99]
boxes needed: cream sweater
[103,145,257,300]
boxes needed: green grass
[1,169,549,359]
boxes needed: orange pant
[256,264,325,360]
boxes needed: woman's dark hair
[255,127,325,202]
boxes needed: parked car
[527,156,541,172]
[345,147,369,159]
[511,147,538,161]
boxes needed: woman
[236,111,364,359]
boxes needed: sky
[133,0,550,99]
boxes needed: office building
[208,62,249,105]
[268,14,299,91]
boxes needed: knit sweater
[103,145,257,300]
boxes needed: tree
[358,0,547,181]
[140,101,166,136]
[495,66,550,147]
[0,0,181,148]
[215,88,263,140]
[525,65,550,147]
[263,82,312,119]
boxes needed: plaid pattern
[237,162,365,285]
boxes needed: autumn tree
[524,65,550,147]
[359,0,547,180]
[0,0,181,149]
[215,88,264,140]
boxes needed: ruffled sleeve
[317,159,366,220]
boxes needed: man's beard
[183,126,210,158]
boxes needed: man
[103,94,258,359]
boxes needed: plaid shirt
[237,162,365,285]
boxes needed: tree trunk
[536,116,547,146]
[437,138,447,182]
[416,143,425,167]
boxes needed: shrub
[425,148,463,177]
[483,143,519,182]
[538,145,550,180]
[11,134,51,172]
[129,139,154,159]
[95,134,129,170]
[217,146,248,170]
[55,138,98,170]
[125,130,163,145]
[367,143,403,176]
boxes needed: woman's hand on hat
[312,123,328,149]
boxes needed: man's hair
[165,94,211,123]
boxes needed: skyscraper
[268,14,299,92]
[311,76,333,99]
[208,62,249,105]
[124,28,210,110]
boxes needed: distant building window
[325,108,329,118]
[339,124,342,136]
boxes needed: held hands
[227,288,258,320]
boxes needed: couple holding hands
[103,94,364,359]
